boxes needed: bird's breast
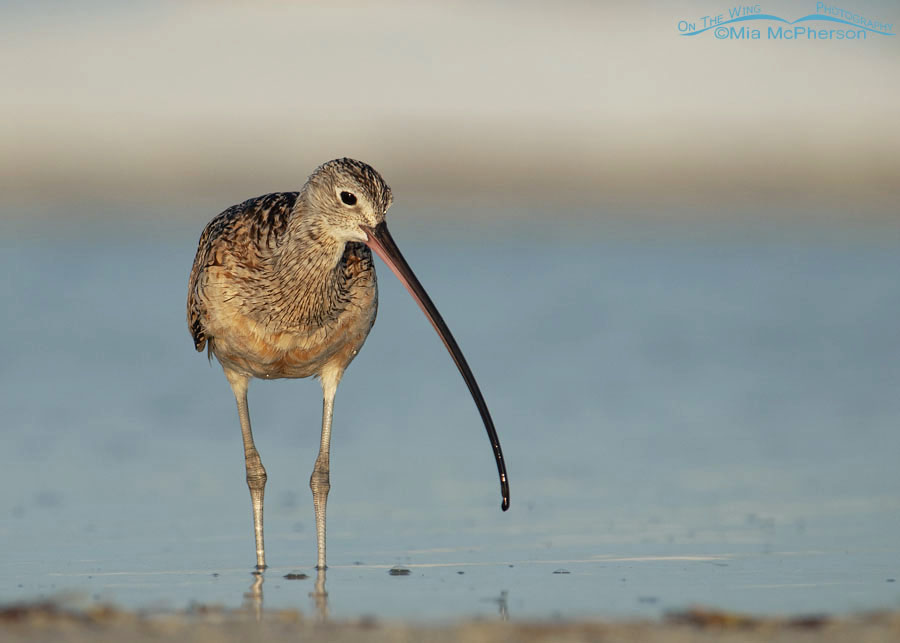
[203,248,378,380]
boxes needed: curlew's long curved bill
[363,221,510,512]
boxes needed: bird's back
[187,192,299,353]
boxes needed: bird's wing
[186,192,300,352]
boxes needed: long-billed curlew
[187,158,509,570]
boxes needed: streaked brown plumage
[187,158,508,574]
[188,191,377,380]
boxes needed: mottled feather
[187,192,298,352]
[186,179,379,381]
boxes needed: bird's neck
[272,210,348,329]
[284,211,347,269]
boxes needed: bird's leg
[226,370,268,570]
[310,365,342,572]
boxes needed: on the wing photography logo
[677,2,894,40]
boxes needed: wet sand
[2,603,899,643]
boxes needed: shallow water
[2,217,900,621]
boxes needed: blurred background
[2,0,899,621]
[2,1,897,222]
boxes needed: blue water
[2,217,899,621]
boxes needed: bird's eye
[340,191,357,206]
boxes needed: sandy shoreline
[2,603,899,643]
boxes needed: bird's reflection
[483,589,510,621]
[240,569,510,623]
[310,568,329,621]
[240,568,329,622]
[242,570,264,621]
[497,590,509,621]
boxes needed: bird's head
[298,157,510,513]
[302,157,393,244]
